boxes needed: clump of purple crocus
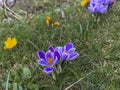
[37,43,79,74]
[88,0,115,14]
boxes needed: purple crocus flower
[38,46,60,74]
[56,43,79,61]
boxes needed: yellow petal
[53,22,60,26]
[47,16,51,21]
[12,38,17,46]
[4,41,7,45]
[7,37,12,42]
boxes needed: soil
[13,0,78,14]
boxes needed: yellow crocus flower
[81,0,89,7]
[4,37,17,50]
[46,16,51,26]
[53,22,60,26]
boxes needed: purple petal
[68,48,76,54]
[37,51,45,59]
[65,43,73,51]
[69,52,79,60]
[45,51,54,65]
[62,47,64,52]
[48,46,54,52]
[55,46,62,56]
[53,57,59,66]
[88,6,97,13]
[62,53,70,60]
[54,51,60,61]
[53,51,60,66]
[97,4,108,14]
[44,67,54,74]
[38,59,48,67]
[104,0,113,4]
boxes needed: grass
[0,1,120,90]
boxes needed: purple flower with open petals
[56,43,79,61]
[37,46,60,74]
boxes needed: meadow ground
[0,0,120,90]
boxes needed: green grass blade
[5,72,10,90]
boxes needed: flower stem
[51,72,56,80]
